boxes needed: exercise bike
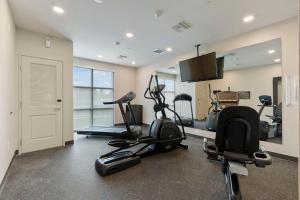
[203,106,272,200]
[258,95,282,141]
[94,75,188,176]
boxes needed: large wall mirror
[156,38,283,144]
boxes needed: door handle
[57,99,62,102]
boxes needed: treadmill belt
[77,126,127,136]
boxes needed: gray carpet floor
[0,131,297,200]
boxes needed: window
[158,76,175,117]
[73,67,114,130]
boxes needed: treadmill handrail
[103,91,136,105]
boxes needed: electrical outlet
[45,37,51,48]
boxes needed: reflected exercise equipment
[173,93,194,127]
[258,95,282,141]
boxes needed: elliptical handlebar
[208,84,213,102]
[144,75,153,99]
[154,75,166,105]
[144,75,166,110]
[207,84,221,113]
[144,75,157,106]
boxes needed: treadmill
[173,93,194,127]
[76,91,142,139]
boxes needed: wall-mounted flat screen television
[179,52,224,82]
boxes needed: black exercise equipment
[76,92,142,139]
[126,104,143,125]
[95,75,188,176]
[173,93,194,127]
[202,85,239,132]
[258,95,282,141]
[205,84,222,131]
[203,106,272,200]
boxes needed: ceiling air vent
[171,20,192,32]
[118,55,128,59]
[153,49,165,54]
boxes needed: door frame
[17,55,64,154]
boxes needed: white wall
[215,64,282,122]
[16,28,74,144]
[136,18,299,157]
[73,57,137,124]
[0,0,17,184]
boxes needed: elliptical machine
[94,75,188,176]
[205,84,222,131]
[204,85,239,132]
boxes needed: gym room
[0,0,299,199]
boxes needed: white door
[21,56,63,153]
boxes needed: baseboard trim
[186,133,298,162]
[268,152,298,162]
[186,133,204,140]
[114,123,124,126]
[65,140,74,145]
[0,150,18,194]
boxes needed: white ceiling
[9,0,297,67]
[158,38,282,74]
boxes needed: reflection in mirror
[157,38,283,144]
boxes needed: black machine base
[95,151,141,176]
[223,161,242,200]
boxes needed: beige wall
[73,57,137,124]
[16,28,74,145]
[136,17,299,157]
[206,18,299,157]
[206,64,281,123]
[0,0,17,184]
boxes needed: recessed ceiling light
[268,49,276,54]
[243,15,254,23]
[274,58,281,63]
[166,47,173,52]
[126,32,134,38]
[94,0,103,3]
[52,6,64,14]
[131,61,136,65]
[97,55,103,58]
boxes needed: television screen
[216,56,224,79]
[179,52,222,82]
